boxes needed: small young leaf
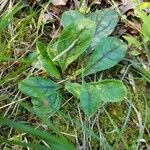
[61,10,84,29]
[123,35,141,49]
[56,18,96,70]
[84,37,127,76]
[91,79,127,102]
[32,92,61,118]
[89,8,119,50]
[37,41,61,79]
[65,82,82,99]
[80,83,102,117]
[18,76,61,98]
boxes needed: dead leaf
[52,0,67,6]
[50,5,61,15]
[73,0,80,8]
[42,12,54,24]
[119,0,137,14]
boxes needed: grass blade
[37,41,61,79]
[0,117,75,150]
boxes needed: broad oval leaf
[65,80,127,116]
[18,76,61,98]
[80,83,102,117]
[32,92,61,118]
[61,10,84,29]
[56,18,96,70]
[84,37,127,76]
[65,82,82,99]
[91,79,127,102]
[37,41,61,79]
[65,79,127,102]
[19,76,62,118]
[89,8,119,50]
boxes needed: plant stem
[52,39,78,61]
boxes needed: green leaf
[65,82,82,99]
[123,35,141,56]
[32,92,61,118]
[123,35,141,49]
[61,10,84,29]
[65,80,127,116]
[37,41,61,79]
[91,79,127,102]
[19,77,62,118]
[65,79,127,103]
[141,15,150,41]
[56,18,96,70]
[80,83,102,117]
[84,37,127,75]
[89,8,119,50]
[18,76,61,98]
[136,2,150,41]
